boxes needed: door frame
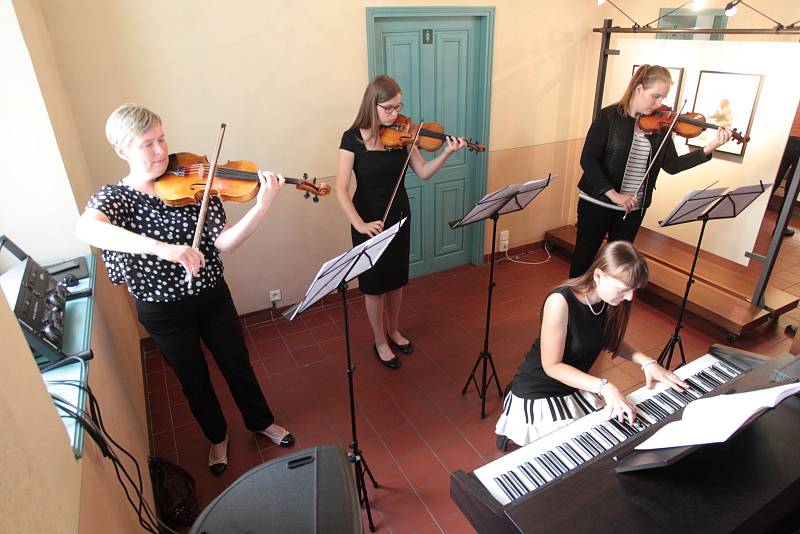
[365,6,495,266]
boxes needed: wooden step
[544,225,792,337]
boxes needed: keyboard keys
[478,355,742,506]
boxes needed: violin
[380,114,486,153]
[637,105,749,145]
[155,152,331,207]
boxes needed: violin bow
[624,100,686,221]
[382,120,424,225]
[186,123,226,288]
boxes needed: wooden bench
[543,225,797,340]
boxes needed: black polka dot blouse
[86,183,227,302]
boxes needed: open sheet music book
[636,381,800,450]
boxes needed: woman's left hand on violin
[444,135,468,155]
[256,170,285,210]
[703,127,733,154]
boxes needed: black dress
[340,128,411,295]
[511,287,608,399]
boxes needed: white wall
[603,39,800,265]
[0,0,86,271]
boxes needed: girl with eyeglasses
[570,64,733,278]
[335,75,467,369]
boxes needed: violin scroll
[298,172,331,203]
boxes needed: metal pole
[592,19,618,120]
[592,27,800,35]
[752,163,800,307]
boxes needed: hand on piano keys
[602,360,691,424]
[642,358,690,392]
[597,381,638,425]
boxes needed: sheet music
[705,183,769,219]
[284,218,406,320]
[450,175,554,228]
[636,382,800,450]
[658,187,727,227]
[497,177,553,215]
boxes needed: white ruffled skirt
[495,389,605,447]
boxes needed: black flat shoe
[257,425,295,448]
[387,333,414,354]
[374,344,401,369]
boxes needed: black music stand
[657,182,768,370]
[450,175,555,418]
[284,218,406,533]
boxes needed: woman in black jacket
[570,65,732,277]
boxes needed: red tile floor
[144,219,800,533]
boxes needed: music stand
[450,175,555,418]
[284,217,407,533]
[657,182,768,370]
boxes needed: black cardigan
[577,105,712,211]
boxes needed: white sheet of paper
[636,382,800,450]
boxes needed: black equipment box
[190,446,362,534]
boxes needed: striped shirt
[579,131,651,211]
[619,132,651,204]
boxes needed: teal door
[367,8,494,278]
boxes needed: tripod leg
[461,353,483,395]
[360,454,379,489]
[665,340,676,370]
[480,352,489,418]
[658,336,677,370]
[487,352,503,396]
[477,351,504,419]
[350,453,376,532]
[676,336,687,368]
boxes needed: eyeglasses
[377,102,404,114]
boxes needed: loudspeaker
[190,446,362,534]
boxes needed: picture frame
[686,70,763,157]
[632,65,684,112]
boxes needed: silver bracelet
[596,378,608,395]
[641,360,657,371]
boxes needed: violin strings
[183,164,302,184]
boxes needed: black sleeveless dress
[340,128,411,295]
[512,286,608,399]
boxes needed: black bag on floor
[149,456,199,529]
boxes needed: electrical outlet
[499,230,509,252]
[269,289,282,302]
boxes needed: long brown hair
[350,75,401,146]
[556,241,649,356]
[616,64,672,117]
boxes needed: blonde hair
[105,103,161,149]
[558,241,649,356]
[350,75,401,145]
[616,65,672,116]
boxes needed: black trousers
[569,199,646,278]
[136,280,274,444]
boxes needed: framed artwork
[632,65,684,111]
[686,70,763,156]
